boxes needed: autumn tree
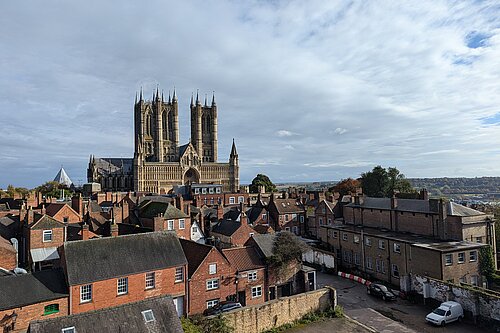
[249,174,277,193]
[329,178,360,196]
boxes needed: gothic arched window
[162,111,168,140]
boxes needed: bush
[181,315,233,333]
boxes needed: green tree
[36,181,71,199]
[386,167,415,196]
[329,178,360,197]
[268,231,309,277]
[249,174,277,193]
[479,245,496,281]
[360,166,415,197]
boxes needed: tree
[479,245,496,281]
[268,231,309,277]
[36,181,71,199]
[249,174,277,193]
[329,178,360,197]
[360,166,415,197]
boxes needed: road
[316,271,495,333]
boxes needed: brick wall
[0,245,16,270]
[52,205,81,223]
[29,227,65,250]
[222,287,336,333]
[70,265,186,314]
[0,297,68,332]
[235,268,266,306]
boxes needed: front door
[172,296,183,317]
[237,291,246,306]
[308,271,316,291]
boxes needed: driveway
[316,271,494,333]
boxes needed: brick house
[267,195,305,235]
[211,211,255,248]
[222,246,266,306]
[179,239,234,314]
[0,236,16,271]
[45,203,81,223]
[28,296,183,333]
[63,231,187,316]
[138,201,191,240]
[320,224,486,287]
[310,199,338,238]
[0,269,68,332]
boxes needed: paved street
[315,272,494,333]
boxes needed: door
[269,286,276,300]
[172,296,184,317]
[308,271,316,291]
[237,291,246,306]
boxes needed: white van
[425,301,464,326]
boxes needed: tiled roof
[250,233,276,258]
[0,269,68,311]
[222,246,264,272]
[29,213,65,230]
[0,235,15,253]
[64,231,186,285]
[211,219,242,236]
[253,224,274,234]
[140,202,187,219]
[272,198,304,214]
[0,215,19,240]
[179,239,213,278]
[29,295,183,333]
[45,203,65,217]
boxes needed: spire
[230,138,238,156]
[168,90,171,104]
[161,90,164,102]
[172,87,177,102]
[204,94,207,106]
[156,85,160,102]
[211,91,216,106]
[135,92,137,104]
[190,93,194,107]
[196,89,200,105]
[140,87,143,101]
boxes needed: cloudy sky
[1,1,499,188]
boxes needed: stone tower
[190,91,218,163]
[229,139,239,192]
[134,87,179,163]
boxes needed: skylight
[142,309,155,323]
[62,327,75,333]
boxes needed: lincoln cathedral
[87,86,240,193]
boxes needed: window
[366,257,373,270]
[80,284,92,303]
[319,218,323,225]
[209,187,214,194]
[146,272,155,289]
[469,250,477,262]
[354,253,360,265]
[293,226,298,235]
[300,216,304,223]
[207,299,219,308]
[248,271,257,281]
[476,236,482,243]
[332,231,338,238]
[365,237,372,246]
[63,217,69,222]
[44,304,59,315]
[238,196,244,203]
[378,240,385,250]
[206,278,219,290]
[62,327,75,333]
[285,214,289,221]
[192,226,198,233]
[229,197,235,204]
[262,214,267,220]
[167,220,174,230]
[392,264,400,278]
[458,252,465,263]
[175,267,184,282]
[202,188,207,194]
[43,230,53,242]
[194,188,200,194]
[459,276,466,284]
[117,277,128,295]
[252,285,262,298]
[471,275,479,286]
[393,243,401,253]
[142,309,155,323]
[376,259,385,273]
[210,198,214,205]
[216,187,221,194]
[445,254,453,266]
[327,218,332,225]
[179,219,185,229]
[342,233,348,241]
[353,235,360,244]
[209,263,217,275]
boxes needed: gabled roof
[45,202,79,218]
[212,219,243,236]
[0,235,15,254]
[253,224,274,234]
[29,213,65,230]
[448,202,485,217]
[140,202,187,219]
[271,198,305,214]
[28,296,183,333]
[179,239,214,278]
[53,167,73,187]
[246,206,265,224]
[64,231,187,285]
[250,233,276,258]
[222,247,264,272]
[0,215,19,240]
[0,269,68,311]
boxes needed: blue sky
[0,1,499,188]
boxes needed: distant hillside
[409,177,500,200]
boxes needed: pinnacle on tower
[230,138,238,156]
[156,85,160,102]
[172,87,177,102]
[211,91,216,106]
[135,92,137,104]
[161,90,164,102]
[196,90,200,105]
[140,87,143,101]
[190,93,194,107]
[204,94,208,106]
[168,90,171,104]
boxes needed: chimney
[282,191,288,199]
[177,195,184,213]
[122,200,129,223]
[391,196,398,209]
[27,206,34,225]
[326,193,334,202]
[420,188,429,201]
[110,222,119,237]
[41,204,46,215]
[153,216,163,231]
[72,194,83,216]
[82,223,90,240]
[333,192,340,200]
[186,203,191,216]
[217,204,224,221]
[240,211,248,225]
[19,203,27,223]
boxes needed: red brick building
[211,212,255,248]
[180,239,234,314]
[222,246,266,306]
[45,203,81,223]
[0,236,16,270]
[138,201,191,240]
[63,231,187,316]
[267,195,305,235]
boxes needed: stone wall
[411,274,500,324]
[222,287,336,333]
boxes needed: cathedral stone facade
[87,88,239,193]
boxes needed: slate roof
[0,198,23,210]
[211,219,243,236]
[246,206,265,224]
[253,224,274,234]
[0,215,19,240]
[179,239,213,278]
[64,231,187,285]
[53,167,73,187]
[94,158,134,175]
[448,202,485,217]
[222,247,264,272]
[250,233,276,258]
[0,269,68,311]
[140,202,187,219]
[272,198,305,214]
[29,213,65,229]
[28,295,183,333]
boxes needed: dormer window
[62,327,75,333]
[43,230,53,242]
[142,309,155,323]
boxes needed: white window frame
[206,278,219,290]
[392,264,400,277]
[393,243,401,253]
[300,215,304,223]
[179,219,185,230]
[142,309,155,323]
[216,187,221,194]
[209,187,214,194]
[354,253,360,265]
[43,230,53,242]
[445,254,453,266]
[145,272,155,289]
[342,233,348,241]
[458,252,465,263]
[202,188,207,194]
[469,250,477,262]
[365,237,372,246]
[175,267,184,282]
[353,235,360,244]
[262,213,267,220]
[238,196,244,203]
[207,299,219,309]
[248,271,257,281]
[194,188,200,194]
[366,257,373,270]
[251,285,262,298]
[62,327,75,333]
[117,277,128,295]
[209,263,217,275]
[229,197,235,204]
[332,231,338,238]
[471,275,479,286]
[167,220,174,231]
[80,284,92,303]
[378,240,385,250]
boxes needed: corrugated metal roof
[30,247,60,263]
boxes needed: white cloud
[276,130,296,137]
[333,128,347,135]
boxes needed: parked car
[366,283,397,301]
[425,301,464,326]
[203,301,242,316]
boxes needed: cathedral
[87,87,240,193]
